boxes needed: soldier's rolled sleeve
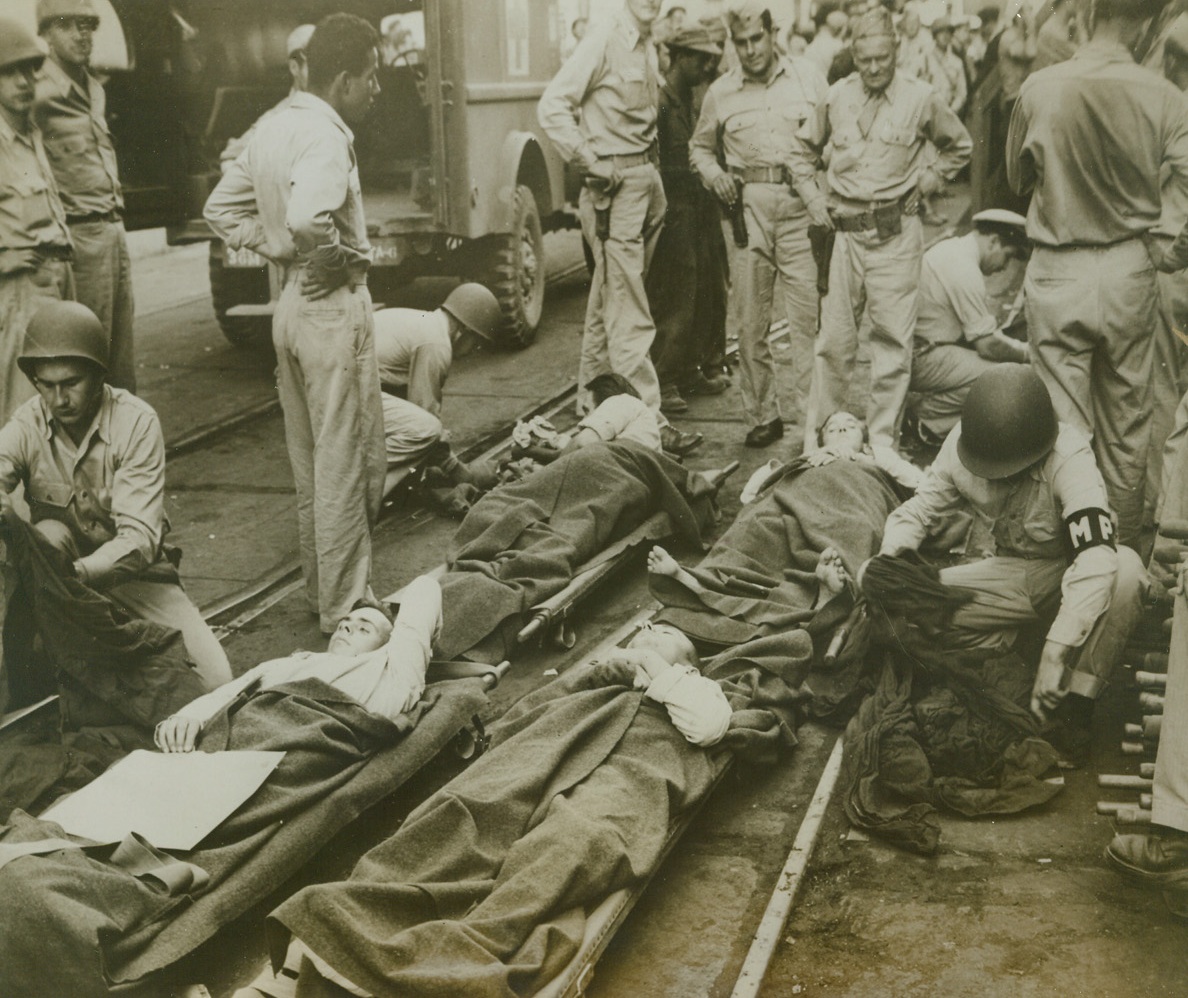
[1047,443,1118,648]
[287,137,353,272]
[1005,96,1034,198]
[203,155,269,256]
[689,87,727,188]
[922,92,972,184]
[75,409,166,584]
[788,102,830,207]
[538,34,603,169]
[880,436,967,554]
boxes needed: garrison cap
[850,7,897,42]
[726,1,772,32]
[0,17,46,71]
[698,16,729,44]
[930,16,954,34]
[667,25,724,55]
[36,0,99,31]
[286,23,315,57]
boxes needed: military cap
[850,7,897,42]
[698,16,729,44]
[667,25,724,55]
[930,16,954,34]
[726,0,773,32]
[36,0,99,31]
[286,23,315,57]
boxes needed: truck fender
[492,131,551,232]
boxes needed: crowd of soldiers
[5,0,1188,908]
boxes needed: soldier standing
[789,7,971,451]
[0,17,73,425]
[539,0,702,456]
[205,14,387,634]
[646,24,728,418]
[34,0,136,393]
[690,3,827,447]
[1006,0,1188,547]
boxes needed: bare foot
[648,545,681,577]
[815,546,850,597]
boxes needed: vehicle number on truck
[225,246,267,268]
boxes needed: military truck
[23,0,580,348]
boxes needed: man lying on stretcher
[155,575,442,752]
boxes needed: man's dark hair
[974,219,1030,255]
[814,0,841,28]
[585,373,641,406]
[666,5,688,17]
[306,12,379,91]
[977,5,999,24]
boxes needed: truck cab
[19,0,579,348]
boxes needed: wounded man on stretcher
[243,621,810,998]
[0,576,496,998]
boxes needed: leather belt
[67,209,121,224]
[729,165,786,185]
[599,146,658,169]
[833,196,910,233]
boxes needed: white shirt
[642,663,732,747]
[915,232,997,348]
[578,394,662,451]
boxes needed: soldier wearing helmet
[0,301,232,697]
[878,367,1147,754]
[372,283,501,418]
[0,16,74,426]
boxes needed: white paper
[42,749,284,851]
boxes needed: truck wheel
[208,240,272,348]
[483,184,545,349]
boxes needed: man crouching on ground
[0,300,232,698]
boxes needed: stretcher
[106,659,508,992]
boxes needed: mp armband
[1064,507,1116,555]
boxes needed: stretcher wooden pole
[1136,672,1168,690]
[1098,775,1154,790]
[427,659,510,689]
[1139,692,1166,714]
[516,462,741,645]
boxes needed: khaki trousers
[576,164,666,417]
[733,184,817,430]
[804,216,923,450]
[1025,240,1156,547]
[381,393,442,496]
[1148,263,1188,524]
[939,548,1146,699]
[909,344,1008,439]
[69,219,136,393]
[1153,591,1188,834]
[0,260,73,423]
[274,279,386,632]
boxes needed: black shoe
[744,418,784,448]
[660,425,704,457]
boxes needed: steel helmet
[36,0,99,31]
[957,366,1057,480]
[0,18,46,71]
[19,300,109,379]
[441,283,502,342]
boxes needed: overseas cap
[0,17,45,70]
[667,25,724,55]
[36,0,99,30]
[850,8,897,42]
[727,0,771,31]
[286,23,315,57]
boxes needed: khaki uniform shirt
[690,57,828,188]
[0,114,71,272]
[373,308,452,417]
[537,9,660,167]
[33,58,123,217]
[0,386,169,586]
[914,233,996,348]
[203,92,371,273]
[1007,39,1188,247]
[789,72,972,209]
[881,423,1118,649]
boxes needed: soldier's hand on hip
[805,197,833,231]
[300,266,350,301]
[711,174,738,206]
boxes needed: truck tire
[208,240,272,348]
[482,184,545,349]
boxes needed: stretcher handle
[427,659,510,689]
